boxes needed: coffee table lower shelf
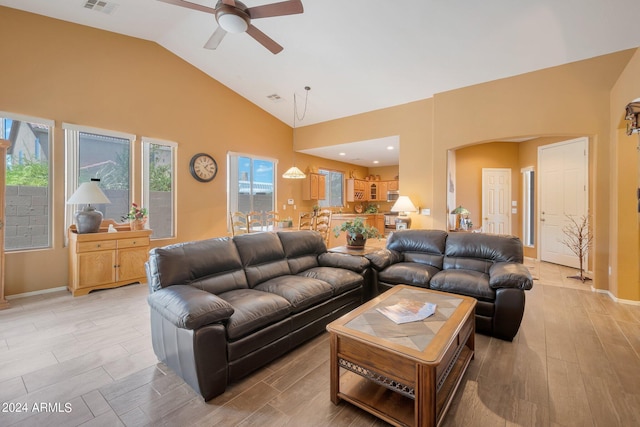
[337,345,473,427]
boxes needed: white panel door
[482,168,511,234]
[539,137,588,267]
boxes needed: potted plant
[333,216,381,248]
[123,203,148,230]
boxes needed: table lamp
[390,196,417,229]
[67,179,111,233]
[450,205,470,230]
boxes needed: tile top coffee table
[326,285,476,427]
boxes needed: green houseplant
[333,217,381,248]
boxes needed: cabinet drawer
[77,240,117,252]
[118,237,150,249]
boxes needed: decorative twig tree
[561,214,593,282]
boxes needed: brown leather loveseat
[366,229,533,341]
[146,230,370,400]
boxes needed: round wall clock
[189,153,218,182]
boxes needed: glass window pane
[145,142,175,239]
[78,132,130,221]
[318,169,344,208]
[228,153,275,222]
[3,116,51,251]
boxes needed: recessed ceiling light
[387,146,394,150]
[339,152,346,156]
[373,160,379,164]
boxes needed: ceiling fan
[157,0,304,54]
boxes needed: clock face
[189,153,218,182]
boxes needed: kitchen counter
[328,213,385,248]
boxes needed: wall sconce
[624,98,640,136]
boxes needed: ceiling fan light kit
[159,0,304,54]
[216,4,249,33]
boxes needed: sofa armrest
[147,285,234,330]
[489,262,533,290]
[365,249,401,271]
[318,252,370,273]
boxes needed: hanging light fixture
[283,86,310,179]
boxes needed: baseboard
[6,286,68,300]
[591,287,640,306]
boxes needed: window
[2,112,53,251]
[522,167,535,247]
[142,138,177,239]
[318,169,344,208]
[64,124,135,231]
[228,152,276,218]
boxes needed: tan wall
[0,8,363,295]
[297,99,434,228]
[454,142,520,233]
[300,50,637,299]
[610,49,640,301]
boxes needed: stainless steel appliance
[386,190,399,202]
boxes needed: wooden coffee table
[326,285,476,427]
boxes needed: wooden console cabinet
[68,224,151,296]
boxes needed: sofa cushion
[278,230,325,273]
[387,229,447,269]
[146,237,247,293]
[254,275,333,313]
[298,267,363,295]
[219,288,292,340]
[378,262,441,288]
[233,232,291,287]
[430,269,496,301]
[147,285,234,330]
[445,232,524,263]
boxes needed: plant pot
[129,218,147,231]
[346,234,367,249]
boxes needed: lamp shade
[391,196,417,213]
[450,205,470,215]
[282,166,306,179]
[67,181,111,205]
[67,180,111,234]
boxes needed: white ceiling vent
[83,0,119,15]
[267,94,284,103]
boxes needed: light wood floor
[0,262,639,427]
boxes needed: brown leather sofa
[366,229,533,341]
[145,230,370,400]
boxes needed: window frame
[521,166,535,247]
[227,151,278,227]
[318,168,345,208]
[1,111,54,252]
[142,137,177,240]
[63,123,135,236]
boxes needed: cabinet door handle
[97,244,101,248]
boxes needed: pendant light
[283,86,310,179]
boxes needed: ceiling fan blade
[204,26,227,50]
[156,0,216,14]
[246,24,283,54]
[247,0,303,19]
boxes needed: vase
[129,218,147,231]
[346,234,367,249]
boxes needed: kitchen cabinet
[367,182,378,201]
[346,179,366,202]
[376,181,389,201]
[68,223,151,296]
[302,173,326,200]
[388,180,399,191]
